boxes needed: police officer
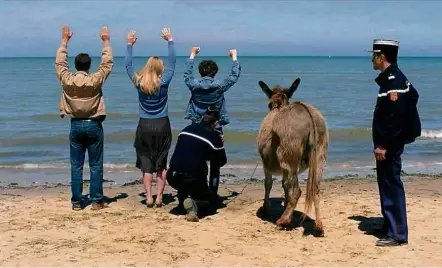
[370,39,421,247]
[166,107,227,222]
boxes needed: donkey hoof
[276,216,291,226]
[313,228,325,237]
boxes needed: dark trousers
[375,145,408,243]
[209,167,220,196]
[69,119,104,205]
[210,126,223,195]
[166,170,217,214]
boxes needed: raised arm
[92,26,113,88]
[183,46,200,89]
[125,30,138,86]
[220,49,241,92]
[160,28,176,85]
[55,25,74,84]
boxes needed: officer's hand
[374,147,387,161]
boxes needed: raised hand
[161,28,173,41]
[127,30,137,45]
[61,25,73,43]
[99,26,110,42]
[229,49,237,60]
[189,46,200,59]
[191,47,200,55]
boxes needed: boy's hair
[202,106,220,125]
[75,53,92,72]
[198,60,218,78]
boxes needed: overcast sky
[0,0,441,57]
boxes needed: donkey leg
[276,170,301,226]
[313,191,325,237]
[258,170,273,215]
[313,155,326,237]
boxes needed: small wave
[0,163,135,170]
[0,163,69,169]
[0,162,261,170]
[2,127,442,147]
[421,130,442,139]
[3,161,442,171]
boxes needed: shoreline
[1,174,441,266]
[2,169,442,189]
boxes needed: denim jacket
[183,58,241,126]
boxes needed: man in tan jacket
[55,25,113,211]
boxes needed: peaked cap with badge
[369,39,399,63]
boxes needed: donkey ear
[286,78,301,99]
[259,81,272,99]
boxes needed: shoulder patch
[390,92,398,102]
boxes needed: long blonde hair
[136,56,164,94]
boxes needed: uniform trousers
[375,145,408,243]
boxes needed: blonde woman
[125,28,176,208]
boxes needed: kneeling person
[167,107,227,222]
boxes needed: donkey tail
[297,102,320,220]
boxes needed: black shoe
[376,237,407,247]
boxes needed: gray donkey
[256,78,328,237]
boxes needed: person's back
[183,47,241,128]
[169,123,227,176]
[55,25,113,211]
[125,30,176,120]
[125,28,176,208]
[56,28,113,120]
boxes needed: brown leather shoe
[91,202,109,210]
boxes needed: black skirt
[134,116,172,174]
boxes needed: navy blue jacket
[169,123,227,177]
[372,64,421,149]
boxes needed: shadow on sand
[81,193,129,207]
[348,215,385,238]
[256,197,324,237]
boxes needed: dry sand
[0,175,441,266]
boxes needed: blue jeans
[69,119,104,205]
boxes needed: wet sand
[0,174,441,266]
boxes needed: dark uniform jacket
[372,64,421,149]
[169,123,227,178]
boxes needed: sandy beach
[1,174,441,266]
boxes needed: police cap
[369,39,399,63]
